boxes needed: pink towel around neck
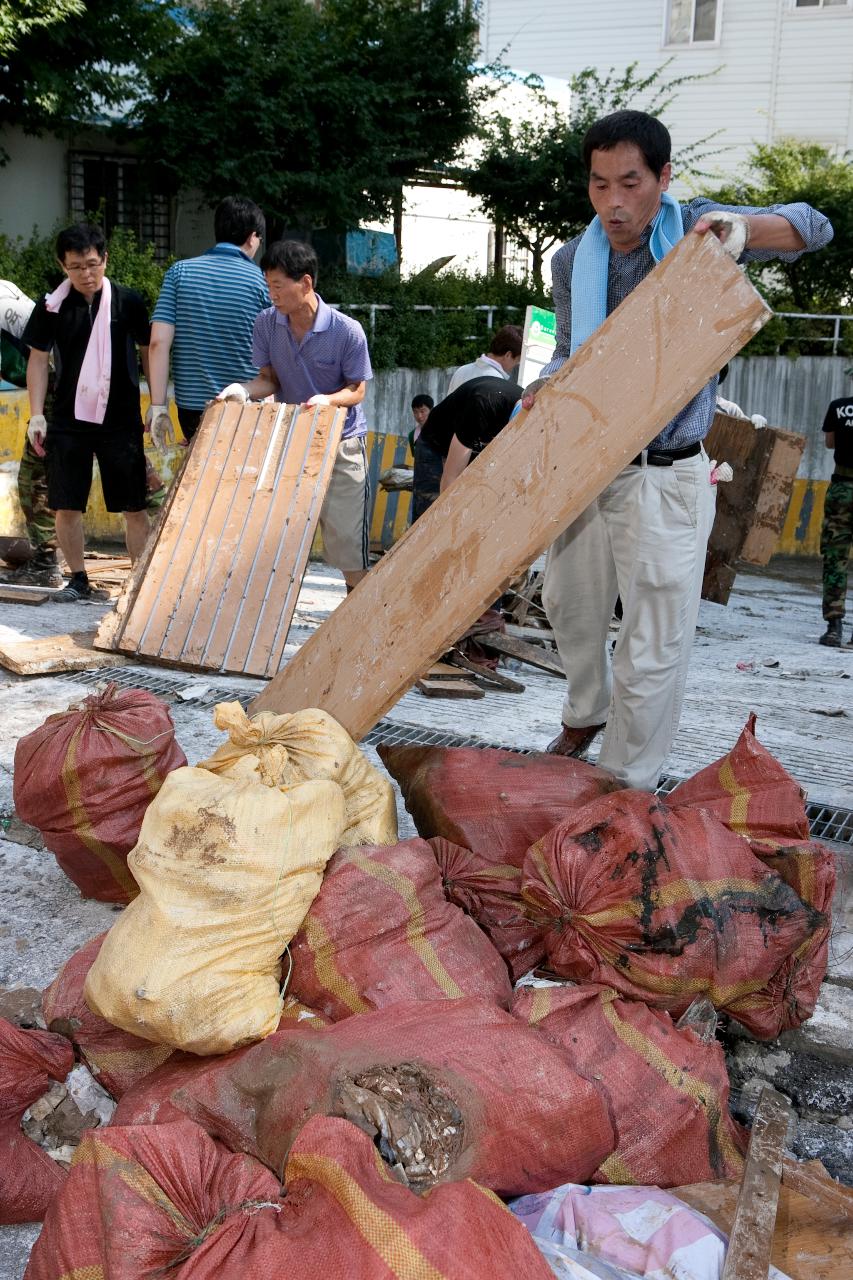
[45,276,112,424]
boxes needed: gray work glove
[145,403,175,451]
[698,211,750,259]
[27,414,47,457]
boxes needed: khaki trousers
[319,436,371,573]
[542,450,716,791]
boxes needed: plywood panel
[95,401,343,676]
[675,1166,853,1280]
[250,234,771,737]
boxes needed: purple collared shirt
[252,294,372,438]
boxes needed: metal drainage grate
[73,665,260,709]
[71,666,853,845]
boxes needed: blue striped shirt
[542,198,833,450]
[252,296,372,439]
[152,243,270,409]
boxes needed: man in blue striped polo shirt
[217,239,373,591]
[146,196,269,443]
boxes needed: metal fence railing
[775,313,852,356]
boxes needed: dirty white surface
[0,555,851,1276]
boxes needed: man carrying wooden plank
[535,110,832,790]
[217,240,372,592]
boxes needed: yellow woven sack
[199,703,398,847]
[84,765,346,1055]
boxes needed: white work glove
[697,211,749,259]
[27,414,47,457]
[750,414,768,430]
[304,394,331,407]
[216,383,249,403]
[144,404,174,451]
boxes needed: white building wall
[478,0,853,185]
[0,128,68,242]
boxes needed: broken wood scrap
[426,661,468,679]
[415,676,484,700]
[0,584,52,606]
[721,1085,792,1280]
[447,648,525,692]
[781,1156,853,1220]
[0,631,129,676]
[248,234,770,737]
[479,632,565,678]
[504,623,555,643]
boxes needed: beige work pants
[542,450,716,791]
[319,437,371,573]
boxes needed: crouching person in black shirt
[23,223,152,601]
[411,375,524,522]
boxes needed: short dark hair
[582,110,672,180]
[260,239,318,284]
[411,393,434,410]
[56,222,106,262]
[490,324,523,358]
[214,196,265,246]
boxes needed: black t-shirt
[822,396,853,472]
[419,375,522,460]
[23,283,151,430]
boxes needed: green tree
[0,0,177,157]
[138,0,486,233]
[0,0,84,58]
[709,140,853,316]
[464,61,722,289]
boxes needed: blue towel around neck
[569,192,685,354]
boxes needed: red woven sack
[513,983,746,1187]
[521,791,826,1038]
[45,932,329,1101]
[42,932,174,1097]
[430,836,546,980]
[119,998,615,1198]
[723,841,836,1038]
[378,743,618,862]
[289,839,513,1018]
[13,684,187,902]
[0,1017,73,1223]
[668,713,810,851]
[666,716,836,1035]
[378,745,617,979]
[27,1116,555,1280]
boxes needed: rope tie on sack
[153,1198,284,1273]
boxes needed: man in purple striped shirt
[217,240,373,590]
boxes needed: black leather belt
[630,441,701,467]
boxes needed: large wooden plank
[95,401,343,676]
[250,234,770,736]
[702,412,806,604]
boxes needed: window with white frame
[666,0,720,44]
[793,1,851,9]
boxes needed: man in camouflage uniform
[1,280,63,586]
[819,372,853,647]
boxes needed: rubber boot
[3,550,63,588]
[819,618,843,648]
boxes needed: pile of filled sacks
[4,697,837,1279]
